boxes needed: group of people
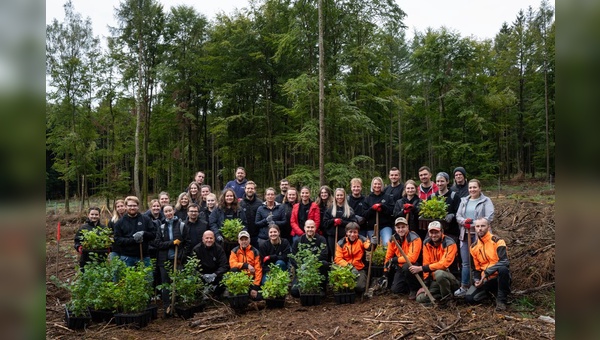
[74,165,511,313]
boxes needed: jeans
[261,260,288,285]
[119,255,152,268]
[460,233,477,286]
[378,227,392,247]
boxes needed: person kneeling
[385,217,423,299]
[229,231,263,300]
[334,222,376,294]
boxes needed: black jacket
[151,217,191,266]
[393,196,422,232]
[113,213,156,257]
[192,242,229,277]
[255,203,286,240]
[347,194,367,225]
[291,234,328,267]
[259,238,291,272]
[186,217,209,250]
[363,192,395,230]
[240,195,263,238]
[322,205,356,237]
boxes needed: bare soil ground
[45,180,555,339]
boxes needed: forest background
[46,0,555,211]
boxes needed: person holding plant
[385,217,422,299]
[290,186,321,243]
[259,225,291,284]
[323,188,356,261]
[113,196,156,267]
[280,187,298,243]
[454,179,495,297]
[411,221,460,303]
[74,207,108,271]
[429,172,461,239]
[363,177,394,245]
[256,187,286,244]
[229,230,262,300]
[152,204,191,312]
[393,179,423,238]
[144,198,165,294]
[175,192,191,221]
[209,188,247,243]
[108,199,126,260]
[192,230,229,298]
[334,222,376,294]
[290,219,329,297]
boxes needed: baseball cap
[428,221,442,231]
[238,230,250,239]
[394,217,408,225]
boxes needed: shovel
[166,244,179,316]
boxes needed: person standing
[315,185,334,232]
[255,187,286,245]
[363,177,394,244]
[194,171,206,185]
[74,207,107,271]
[417,166,439,200]
[454,179,495,297]
[108,199,126,260]
[412,221,460,303]
[158,192,170,209]
[113,196,156,267]
[275,178,289,204]
[152,204,190,314]
[185,203,208,250]
[347,178,366,227]
[383,167,405,204]
[393,180,423,238]
[223,166,248,200]
[187,181,202,204]
[465,218,511,311]
[199,185,212,210]
[290,186,321,243]
[279,187,298,243]
[174,192,191,221]
[192,230,229,298]
[240,181,263,247]
[430,172,461,239]
[334,222,376,294]
[323,188,356,261]
[450,167,469,198]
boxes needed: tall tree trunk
[64,154,70,214]
[318,0,325,185]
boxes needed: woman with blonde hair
[323,187,356,260]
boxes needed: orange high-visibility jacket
[334,235,371,270]
[385,231,422,267]
[229,244,262,286]
[422,234,458,280]
[470,231,509,280]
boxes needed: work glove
[266,214,274,224]
[334,218,342,226]
[464,218,473,229]
[444,214,454,223]
[372,203,382,212]
[216,235,224,243]
[263,255,271,263]
[403,203,413,214]
[77,246,83,254]
[370,236,378,245]
[203,273,217,283]
[390,257,399,265]
[173,239,181,246]
[351,267,360,276]
[133,231,144,243]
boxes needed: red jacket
[229,244,262,286]
[290,201,321,236]
[334,235,371,270]
[418,183,439,200]
[386,231,422,268]
[422,235,458,280]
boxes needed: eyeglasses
[188,210,199,213]
[126,205,138,208]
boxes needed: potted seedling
[222,271,253,311]
[79,226,113,262]
[83,258,124,323]
[260,264,290,308]
[158,256,206,319]
[112,261,154,328]
[60,271,92,330]
[418,196,449,231]
[370,245,387,278]
[329,264,358,304]
[289,243,325,306]
[220,218,245,253]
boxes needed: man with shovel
[384,217,422,299]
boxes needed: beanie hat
[453,167,466,177]
[436,172,450,182]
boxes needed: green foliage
[328,264,357,292]
[80,226,113,250]
[222,271,253,296]
[54,271,88,317]
[158,256,205,305]
[419,196,448,219]
[221,218,244,242]
[260,264,290,299]
[288,243,324,294]
[113,260,154,313]
[80,257,126,311]
[371,245,386,266]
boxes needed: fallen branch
[437,316,461,334]
[394,330,415,339]
[305,330,318,340]
[364,318,414,324]
[50,322,73,332]
[364,329,385,339]
[513,282,554,295]
[190,321,236,334]
[530,243,555,256]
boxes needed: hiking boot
[454,286,468,297]
[408,290,417,300]
[495,301,507,311]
